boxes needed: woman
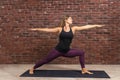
[28,15,104,75]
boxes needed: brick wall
[0,0,119,64]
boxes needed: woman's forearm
[37,28,49,32]
[29,28,47,31]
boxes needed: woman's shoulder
[56,26,62,30]
[55,27,62,34]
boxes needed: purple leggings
[33,48,85,69]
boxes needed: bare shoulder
[56,26,62,30]
[55,27,62,34]
[71,26,82,31]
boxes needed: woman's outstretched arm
[28,27,60,33]
[73,24,105,31]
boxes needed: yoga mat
[20,70,110,78]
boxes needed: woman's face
[65,17,73,24]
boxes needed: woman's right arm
[28,27,60,33]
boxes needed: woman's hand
[95,24,105,27]
[28,28,38,31]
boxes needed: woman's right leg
[33,48,62,69]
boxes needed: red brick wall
[0,0,119,64]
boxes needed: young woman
[28,15,104,75]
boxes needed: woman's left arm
[73,24,105,31]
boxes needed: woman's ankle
[82,68,87,71]
[30,67,35,70]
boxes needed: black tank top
[55,27,74,53]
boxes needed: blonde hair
[59,15,70,28]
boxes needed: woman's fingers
[97,25,105,27]
[28,28,37,30]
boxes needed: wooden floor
[0,64,119,80]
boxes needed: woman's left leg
[62,48,93,74]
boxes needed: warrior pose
[28,15,104,75]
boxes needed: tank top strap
[70,27,73,33]
[62,27,64,31]
[70,27,72,31]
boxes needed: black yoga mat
[20,70,110,78]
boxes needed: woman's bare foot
[29,68,34,74]
[82,68,93,74]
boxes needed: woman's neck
[64,23,70,28]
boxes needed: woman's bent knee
[78,50,85,56]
